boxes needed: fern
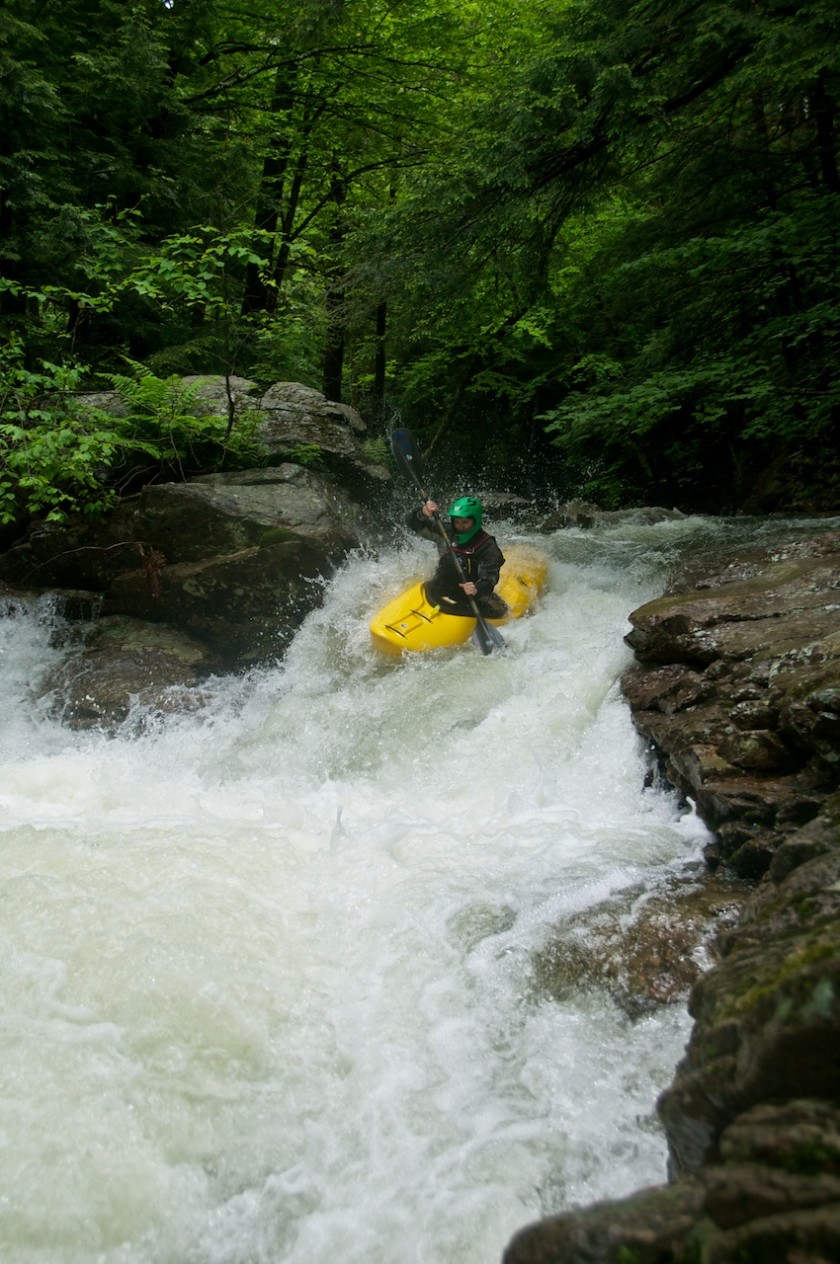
[361,436,389,465]
[102,363,265,480]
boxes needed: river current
[0,514,732,1264]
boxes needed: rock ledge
[504,529,840,1264]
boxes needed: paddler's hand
[421,500,438,519]
[460,581,478,596]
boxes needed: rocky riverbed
[504,525,840,1264]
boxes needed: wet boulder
[538,500,686,531]
[99,465,376,663]
[504,1179,707,1264]
[0,373,394,682]
[38,615,218,731]
[531,869,746,1019]
[504,1100,840,1264]
[657,802,840,1179]
[188,376,387,498]
[622,532,840,873]
[0,464,373,668]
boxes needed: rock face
[531,869,746,1019]
[505,1095,840,1263]
[102,465,370,663]
[41,616,219,730]
[504,528,840,1264]
[659,801,840,1180]
[0,380,389,726]
[622,532,840,878]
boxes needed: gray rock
[505,1099,840,1263]
[531,869,746,1019]
[122,464,366,560]
[621,532,840,867]
[0,379,391,713]
[105,534,334,665]
[39,616,218,731]
[658,838,840,1177]
[538,500,686,532]
[4,429,381,708]
[504,534,840,1264]
[504,1179,706,1264]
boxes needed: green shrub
[0,349,267,526]
[103,361,265,482]
[0,349,124,524]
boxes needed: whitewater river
[0,514,728,1264]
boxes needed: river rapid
[0,515,728,1264]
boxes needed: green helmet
[448,496,483,543]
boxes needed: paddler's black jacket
[406,508,506,615]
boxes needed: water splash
[0,518,719,1263]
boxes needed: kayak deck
[370,545,549,655]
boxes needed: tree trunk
[240,67,296,317]
[372,301,387,419]
[812,69,839,193]
[322,165,347,401]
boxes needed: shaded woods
[1,0,838,522]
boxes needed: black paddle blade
[389,428,424,491]
[472,625,494,655]
[472,619,506,655]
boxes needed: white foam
[0,520,713,1263]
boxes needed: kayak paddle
[389,428,505,655]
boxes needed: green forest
[2,0,838,525]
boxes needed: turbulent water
[0,514,735,1264]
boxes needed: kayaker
[407,496,509,618]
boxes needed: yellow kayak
[370,545,549,655]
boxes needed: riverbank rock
[539,500,687,531]
[531,867,746,1019]
[505,1097,840,1263]
[0,381,389,692]
[621,531,840,876]
[39,615,219,731]
[658,797,840,1178]
[0,379,390,725]
[502,529,840,1264]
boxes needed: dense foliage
[1,0,838,519]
